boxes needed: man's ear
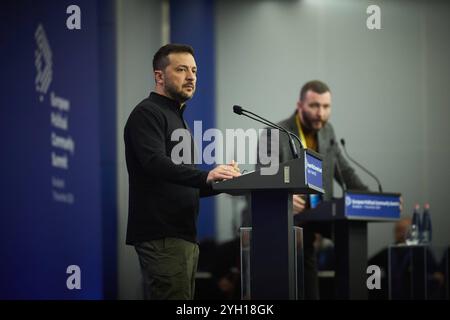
[154,70,164,85]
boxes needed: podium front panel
[240,226,304,300]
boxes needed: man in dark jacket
[260,80,368,299]
[124,44,240,300]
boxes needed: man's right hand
[293,194,306,215]
[207,163,241,183]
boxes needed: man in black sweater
[124,44,240,300]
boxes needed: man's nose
[186,70,196,81]
[317,106,324,118]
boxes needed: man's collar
[149,92,187,114]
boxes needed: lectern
[296,191,401,299]
[213,149,324,299]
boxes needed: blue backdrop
[0,0,116,299]
[171,0,216,240]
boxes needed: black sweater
[124,92,211,244]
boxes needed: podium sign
[344,192,401,220]
[305,153,323,191]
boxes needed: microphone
[340,138,383,193]
[233,105,304,159]
[233,105,244,115]
[330,138,347,193]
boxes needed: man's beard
[301,110,325,132]
[165,81,194,104]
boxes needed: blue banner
[345,192,401,220]
[0,0,116,299]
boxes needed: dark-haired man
[271,80,368,299]
[124,44,240,300]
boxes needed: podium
[296,191,401,299]
[213,149,324,299]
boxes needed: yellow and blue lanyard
[295,113,307,149]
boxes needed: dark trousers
[135,237,199,300]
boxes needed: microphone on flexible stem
[330,138,347,194]
[340,138,383,193]
[233,105,304,159]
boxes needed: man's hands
[293,194,306,215]
[207,160,241,183]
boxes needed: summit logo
[34,24,53,102]
[345,195,352,207]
